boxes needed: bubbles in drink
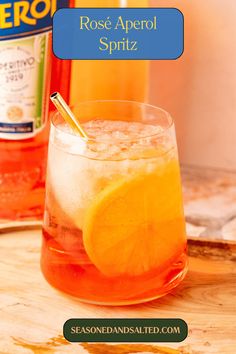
[49,120,175,229]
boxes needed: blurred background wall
[150,0,236,170]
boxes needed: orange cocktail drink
[41,101,187,305]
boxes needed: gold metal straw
[50,92,88,139]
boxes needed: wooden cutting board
[0,228,235,354]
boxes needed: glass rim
[51,99,174,143]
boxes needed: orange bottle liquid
[70,0,149,105]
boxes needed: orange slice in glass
[82,161,186,277]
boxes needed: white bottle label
[0,33,50,140]
[0,0,69,140]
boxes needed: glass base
[56,266,188,306]
[41,238,188,306]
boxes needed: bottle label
[0,0,69,140]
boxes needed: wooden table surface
[0,228,235,354]
[1,166,236,353]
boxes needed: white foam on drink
[49,120,175,229]
[51,120,171,159]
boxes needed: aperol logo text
[0,0,58,29]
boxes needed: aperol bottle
[0,0,73,221]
